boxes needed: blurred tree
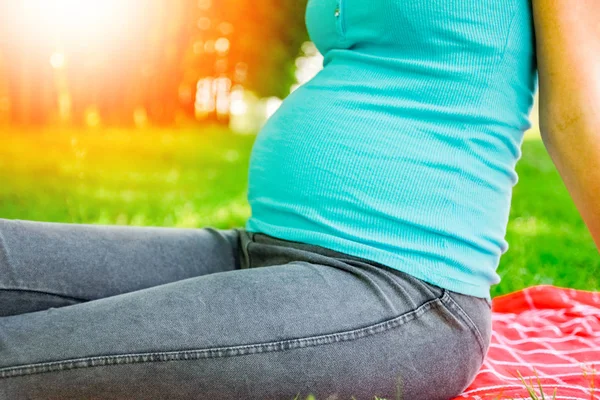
[0,0,310,127]
[224,0,309,98]
[0,1,56,126]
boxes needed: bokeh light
[0,0,312,128]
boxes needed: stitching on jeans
[440,291,487,364]
[0,296,444,379]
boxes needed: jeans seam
[0,288,87,303]
[0,295,444,379]
[440,291,487,364]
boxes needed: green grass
[0,125,254,228]
[497,132,599,297]
[0,126,597,297]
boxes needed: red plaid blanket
[454,286,600,400]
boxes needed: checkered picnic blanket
[454,286,600,400]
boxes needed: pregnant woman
[1,1,598,399]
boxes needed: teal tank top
[245,0,538,299]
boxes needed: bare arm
[532,0,600,250]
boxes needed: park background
[0,0,597,298]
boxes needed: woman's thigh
[0,218,240,316]
[0,244,489,400]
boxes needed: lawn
[0,126,597,298]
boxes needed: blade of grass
[533,368,546,400]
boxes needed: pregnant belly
[246,65,515,258]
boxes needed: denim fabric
[0,218,492,399]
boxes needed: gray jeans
[0,218,492,400]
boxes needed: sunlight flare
[18,0,135,42]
